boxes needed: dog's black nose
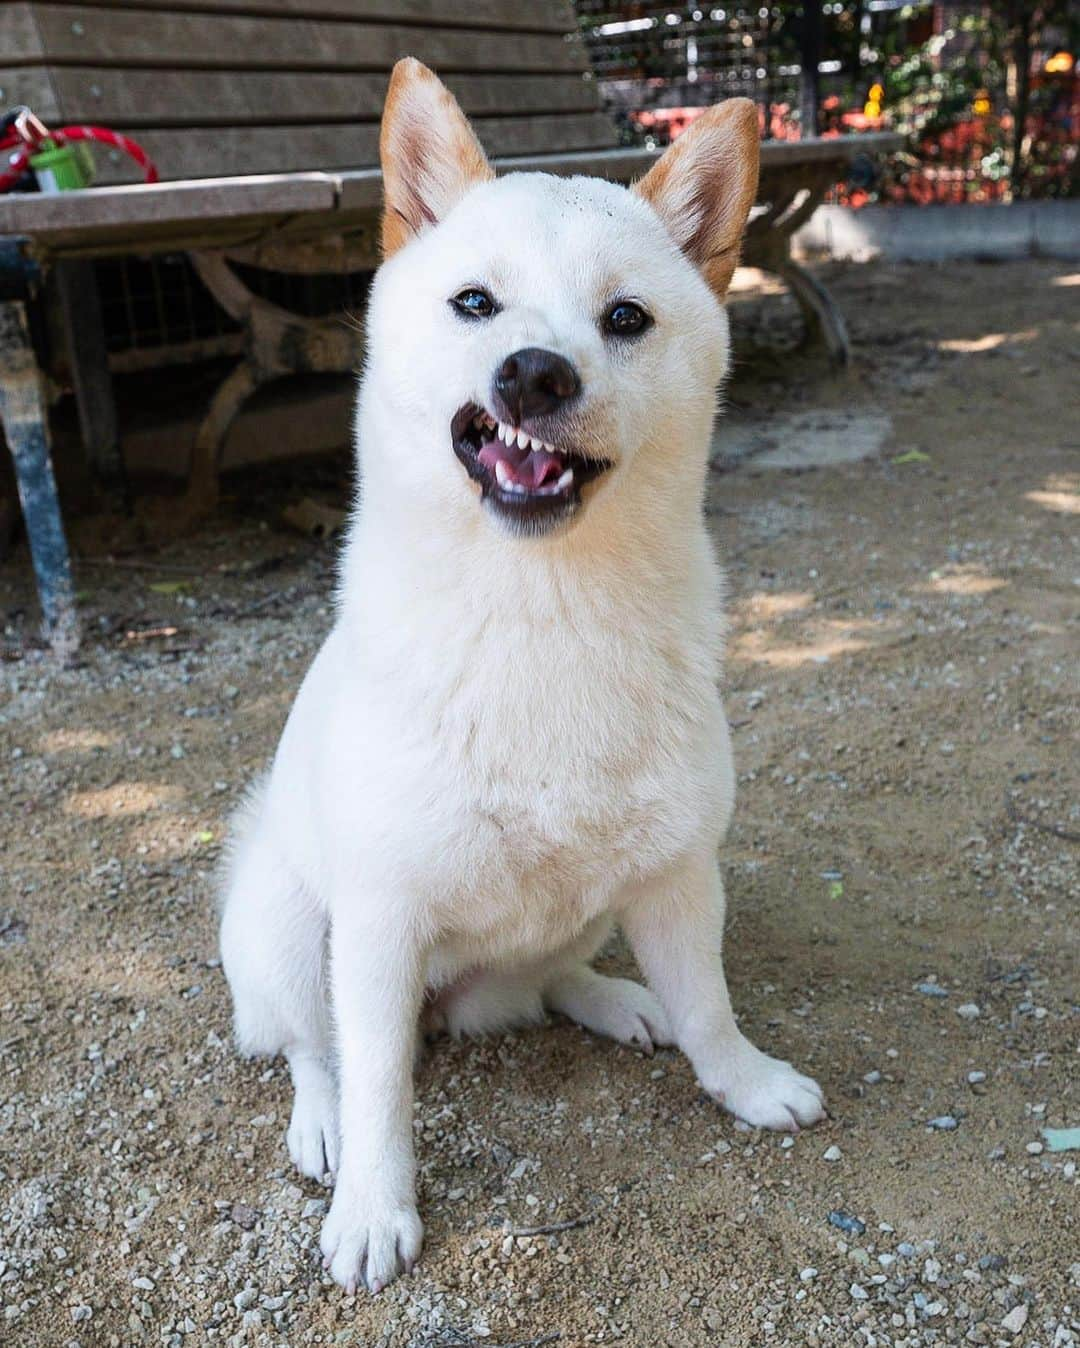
[492,347,580,426]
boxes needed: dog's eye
[603,301,652,338]
[451,287,497,320]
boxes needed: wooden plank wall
[0,0,616,183]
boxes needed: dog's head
[363,58,759,539]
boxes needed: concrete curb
[795,201,1080,262]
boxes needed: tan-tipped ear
[379,57,494,259]
[633,98,759,300]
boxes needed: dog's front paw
[704,1039,826,1132]
[320,1187,423,1294]
[287,1077,339,1182]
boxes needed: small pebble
[979,1254,1007,1271]
[967,1070,986,1085]
[896,1243,917,1258]
[915,982,949,998]
[1001,1304,1029,1334]
[799,1267,818,1282]
[849,1282,869,1300]
[1025,1141,1044,1155]
[863,1070,882,1085]
[828,1210,866,1236]
[956,1003,981,1021]
[928,1115,959,1131]
[823,1145,842,1162]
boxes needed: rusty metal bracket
[185,250,363,512]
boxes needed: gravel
[1,258,1077,1348]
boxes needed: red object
[0,121,158,192]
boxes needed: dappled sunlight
[1051,273,1080,287]
[921,567,1008,597]
[122,816,217,865]
[39,727,119,753]
[733,590,815,620]
[732,622,875,669]
[729,265,788,297]
[64,781,185,819]
[937,328,1038,353]
[1025,473,1079,515]
[730,591,892,669]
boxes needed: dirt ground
[1,258,1077,1348]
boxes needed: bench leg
[187,359,260,513]
[184,250,362,516]
[0,299,79,654]
[781,258,850,367]
[54,259,126,494]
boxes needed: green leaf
[892,450,932,465]
[148,581,190,595]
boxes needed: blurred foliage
[878,3,1079,200]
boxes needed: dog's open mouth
[452,404,611,530]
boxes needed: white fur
[220,121,825,1296]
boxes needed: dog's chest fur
[302,537,730,967]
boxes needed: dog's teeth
[528,435,544,451]
[498,423,512,444]
[556,468,574,490]
[516,429,530,450]
[494,460,512,487]
[509,482,527,495]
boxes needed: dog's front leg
[620,853,827,1131]
[319,903,424,1293]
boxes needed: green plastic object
[29,139,95,193]
[1041,1127,1080,1153]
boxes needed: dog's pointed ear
[379,57,494,259]
[632,99,759,301]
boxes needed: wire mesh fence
[573,2,1079,203]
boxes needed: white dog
[220,58,826,1295]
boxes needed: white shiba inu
[220,58,826,1294]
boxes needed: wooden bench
[0,1,898,650]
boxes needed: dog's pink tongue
[478,441,563,488]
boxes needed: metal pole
[799,0,823,138]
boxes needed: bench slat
[38,0,575,34]
[89,114,619,183]
[0,66,599,127]
[1,136,903,260]
[1,4,588,73]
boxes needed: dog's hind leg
[542,962,674,1055]
[219,785,337,1181]
[434,918,672,1053]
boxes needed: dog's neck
[341,420,714,625]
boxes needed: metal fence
[573,1,1079,202]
